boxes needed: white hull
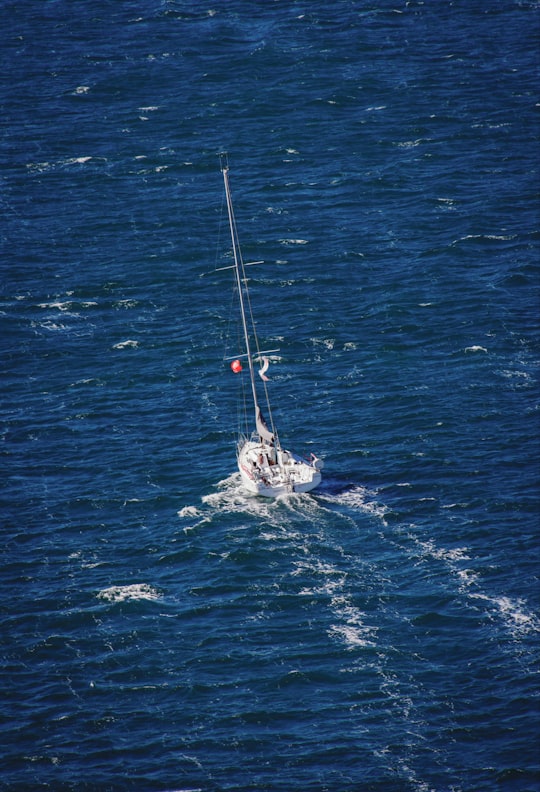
[237,438,322,497]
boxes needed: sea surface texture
[2,1,539,790]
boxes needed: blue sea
[2,1,539,790]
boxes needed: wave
[316,486,539,654]
[97,584,161,603]
[319,484,389,524]
[112,339,139,349]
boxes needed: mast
[220,154,273,443]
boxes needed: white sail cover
[256,406,274,443]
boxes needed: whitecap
[292,559,344,582]
[311,336,335,350]
[495,596,540,633]
[498,368,532,387]
[397,139,425,148]
[97,584,160,603]
[330,597,378,649]
[410,536,539,645]
[469,592,540,637]
[39,321,68,331]
[329,623,376,649]
[26,161,51,173]
[320,485,388,522]
[417,540,470,563]
[69,378,101,387]
[201,474,281,524]
[457,568,479,587]
[177,505,201,518]
[453,233,515,246]
[114,299,139,308]
[38,301,72,311]
[113,339,139,349]
[279,238,309,245]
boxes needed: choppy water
[2,1,539,790]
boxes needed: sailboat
[219,153,323,497]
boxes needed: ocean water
[2,1,539,790]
